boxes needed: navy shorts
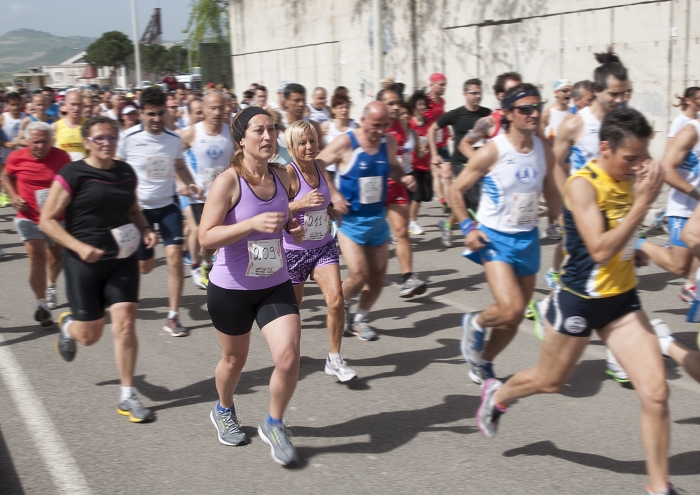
[138,203,184,260]
[285,241,340,285]
[546,287,642,337]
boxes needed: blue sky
[1,0,193,42]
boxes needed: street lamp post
[130,0,142,87]
[373,0,383,97]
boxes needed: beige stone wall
[229,0,700,157]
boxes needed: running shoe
[46,286,58,310]
[34,302,53,327]
[399,273,427,298]
[200,264,212,288]
[531,299,547,342]
[56,312,77,362]
[163,315,189,337]
[679,284,695,304]
[460,312,485,366]
[258,419,298,466]
[545,223,562,240]
[0,193,10,207]
[210,404,248,446]
[543,269,560,290]
[650,318,675,359]
[191,266,205,289]
[605,349,630,385]
[408,221,425,235]
[183,251,192,265]
[469,362,495,385]
[438,220,453,248]
[645,485,680,495]
[390,235,397,245]
[324,355,357,382]
[477,378,506,438]
[440,201,450,214]
[118,394,155,423]
[343,303,353,337]
[524,301,535,320]
[351,319,378,341]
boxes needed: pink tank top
[282,161,332,250]
[209,168,290,290]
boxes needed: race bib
[508,193,539,226]
[402,153,413,174]
[146,155,171,181]
[35,188,50,212]
[304,209,329,241]
[111,223,141,259]
[203,167,225,190]
[68,151,84,161]
[359,176,382,204]
[419,136,429,147]
[246,239,282,277]
[435,128,444,143]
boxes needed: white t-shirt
[669,113,693,138]
[117,124,184,209]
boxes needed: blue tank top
[336,131,391,216]
[29,115,55,124]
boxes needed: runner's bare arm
[662,124,699,195]
[16,117,31,147]
[310,120,325,150]
[428,121,443,165]
[681,199,700,258]
[552,113,580,193]
[542,140,562,220]
[449,140,498,223]
[462,115,494,159]
[541,107,551,134]
[315,133,350,212]
[174,158,201,197]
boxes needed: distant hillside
[0,29,95,80]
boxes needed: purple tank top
[209,168,290,290]
[283,161,333,250]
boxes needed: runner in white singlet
[320,93,357,182]
[306,87,331,124]
[1,92,27,163]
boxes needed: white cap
[121,105,138,115]
[553,79,572,91]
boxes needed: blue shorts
[687,299,700,323]
[138,203,184,260]
[339,211,390,247]
[462,225,540,277]
[668,216,689,248]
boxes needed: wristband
[689,187,700,201]
[329,202,334,208]
[635,237,645,250]
[460,218,477,236]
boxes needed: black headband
[502,89,541,109]
[232,106,270,143]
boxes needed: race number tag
[359,176,382,204]
[435,128,444,143]
[68,152,84,161]
[304,209,329,241]
[35,188,50,212]
[419,136,429,147]
[402,153,413,174]
[203,167,224,190]
[146,156,171,181]
[246,239,282,277]
[111,223,141,259]
[508,193,539,226]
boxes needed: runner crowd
[3,48,700,494]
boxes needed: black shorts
[546,287,642,337]
[138,203,184,260]
[188,203,204,225]
[410,170,433,203]
[451,162,480,213]
[438,146,450,162]
[207,280,299,336]
[63,253,140,321]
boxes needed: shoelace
[221,411,241,432]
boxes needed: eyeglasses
[513,103,544,115]
[88,135,118,144]
[466,91,482,95]
[146,110,166,117]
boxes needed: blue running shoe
[543,269,560,290]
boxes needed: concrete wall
[229,0,700,157]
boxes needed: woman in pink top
[199,106,304,466]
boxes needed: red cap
[207,82,215,88]
[429,73,446,84]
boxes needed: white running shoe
[545,223,562,240]
[650,318,675,358]
[192,267,205,289]
[324,355,357,382]
[46,286,58,310]
[408,221,425,235]
[605,348,630,385]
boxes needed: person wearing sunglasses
[116,87,202,337]
[40,116,158,423]
[449,83,560,386]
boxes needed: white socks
[120,386,134,401]
[328,352,340,361]
[354,309,368,323]
[168,310,178,319]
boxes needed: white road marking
[0,334,91,495]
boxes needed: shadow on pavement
[0,427,25,494]
[503,440,700,476]
[0,323,56,347]
[136,294,210,322]
[637,271,684,293]
[292,394,479,467]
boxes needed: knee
[78,328,103,347]
[639,381,670,411]
[273,348,300,375]
[29,251,47,267]
[113,320,136,341]
[536,376,567,395]
[499,306,525,327]
[327,291,344,313]
[393,222,408,239]
[220,352,246,370]
[349,267,370,284]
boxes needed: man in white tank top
[449,84,559,385]
[542,79,572,142]
[1,92,27,163]
[181,91,234,289]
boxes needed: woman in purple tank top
[198,107,305,465]
[283,121,357,382]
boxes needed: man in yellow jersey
[477,109,678,495]
[52,90,87,161]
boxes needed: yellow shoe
[200,263,211,287]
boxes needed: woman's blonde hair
[228,109,278,183]
[284,120,318,164]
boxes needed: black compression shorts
[410,170,433,203]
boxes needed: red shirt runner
[409,117,431,172]
[5,147,71,223]
[424,94,447,148]
[385,119,409,205]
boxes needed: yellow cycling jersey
[55,118,87,160]
[559,160,637,298]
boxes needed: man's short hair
[463,78,482,92]
[283,83,306,100]
[600,108,652,151]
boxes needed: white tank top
[307,104,330,124]
[666,120,700,218]
[669,113,693,138]
[544,108,569,140]
[184,121,235,202]
[568,106,601,173]
[477,133,547,234]
[1,112,26,160]
[323,119,358,173]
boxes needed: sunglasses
[513,103,544,115]
[88,135,118,144]
[466,91,482,95]
[145,110,166,117]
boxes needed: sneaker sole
[324,364,357,382]
[163,326,189,337]
[468,368,484,385]
[210,411,247,446]
[257,426,297,466]
[605,368,631,384]
[476,379,498,438]
[118,407,154,423]
[356,333,378,342]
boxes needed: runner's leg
[262,314,301,420]
[215,331,251,409]
[109,302,139,387]
[312,263,344,354]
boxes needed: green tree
[140,44,168,79]
[183,0,229,65]
[84,31,133,83]
[163,45,189,73]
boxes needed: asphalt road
[1,200,699,495]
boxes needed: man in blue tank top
[316,101,416,342]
